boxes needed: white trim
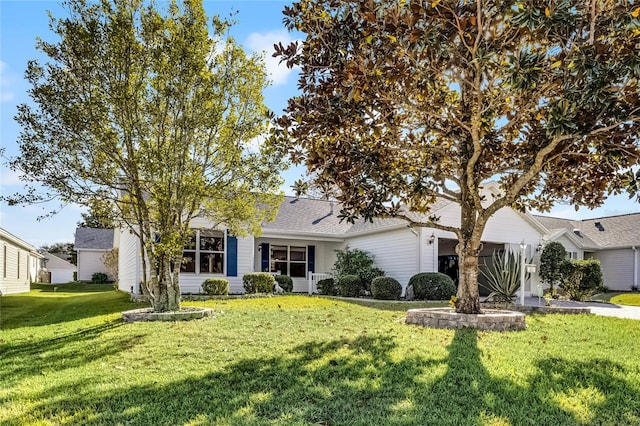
[261,230,345,242]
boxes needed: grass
[591,292,640,306]
[1,284,640,425]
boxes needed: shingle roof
[578,214,640,248]
[43,252,76,270]
[74,228,114,250]
[261,197,353,236]
[535,213,640,249]
[262,196,454,237]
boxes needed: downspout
[408,226,420,297]
[633,246,639,290]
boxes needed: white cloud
[245,30,299,86]
[0,61,16,102]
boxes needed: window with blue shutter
[226,234,238,277]
[308,245,315,273]
[260,243,270,272]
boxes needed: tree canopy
[6,0,284,311]
[77,200,118,229]
[274,0,640,313]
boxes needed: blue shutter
[308,245,315,273]
[261,243,270,272]
[226,234,238,277]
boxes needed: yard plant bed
[122,306,214,322]
[406,307,527,331]
[1,284,640,425]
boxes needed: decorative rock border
[122,307,214,322]
[406,307,526,331]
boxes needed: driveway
[583,302,640,320]
[523,297,640,320]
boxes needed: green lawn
[1,285,639,425]
[592,292,640,307]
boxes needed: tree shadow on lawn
[420,330,639,425]
[328,296,447,312]
[0,320,135,388]
[10,330,640,425]
[0,291,138,330]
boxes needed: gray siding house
[0,228,43,294]
[536,214,640,291]
[75,228,115,282]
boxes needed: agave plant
[480,249,531,303]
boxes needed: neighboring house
[75,228,115,282]
[42,252,77,284]
[536,214,640,291]
[0,228,43,295]
[116,183,546,296]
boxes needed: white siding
[554,236,583,260]
[117,229,141,293]
[50,269,76,284]
[347,228,419,290]
[179,235,255,294]
[77,250,109,281]
[432,203,542,247]
[43,253,76,284]
[590,249,635,291]
[419,228,438,273]
[420,205,543,294]
[0,244,30,295]
[483,208,542,247]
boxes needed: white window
[270,245,307,278]
[181,230,225,274]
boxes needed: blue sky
[1,0,638,247]
[1,0,305,246]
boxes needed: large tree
[5,0,284,312]
[274,0,640,313]
[77,199,118,229]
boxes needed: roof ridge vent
[594,222,605,231]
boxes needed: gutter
[260,230,346,242]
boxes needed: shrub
[371,276,402,300]
[408,272,456,300]
[338,274,363,297]
[480,249,530,302]
[243,272,275,294]
[202,278,229,296]
[332,248,385,291]
[540,242,569,295]
[91,272,109,284]
[274,275,293,292]
[561,259,603,301]
[317,278,338,295]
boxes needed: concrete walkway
[521,296,640,320]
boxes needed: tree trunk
[149,255,181,312]
[455,239,482,314]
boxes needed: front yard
[591,292,640,307]
[1,284,639,425]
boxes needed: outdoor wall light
[428,233,436,245]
